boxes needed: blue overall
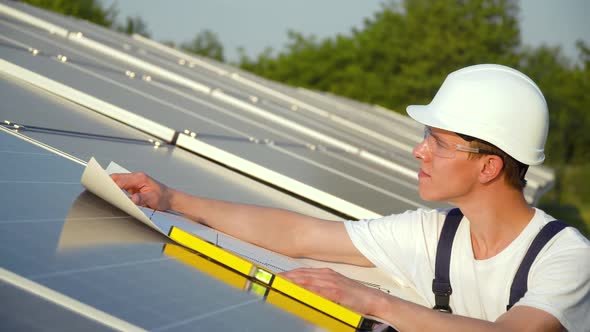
[432,208,568,313]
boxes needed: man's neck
[453,187,535,260]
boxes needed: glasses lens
[424,127,454,158]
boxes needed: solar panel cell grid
[0,279,116,332]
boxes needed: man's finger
[131,193,142,206]
[111,173,147,192]
[132,191,161,209]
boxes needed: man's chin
[418,188,442,202]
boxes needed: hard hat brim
[406,104,456,133]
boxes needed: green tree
[372,0,521,109]
[22,0,153,39]
[241,0,522,111]
[181,29,225,62]
[520,45,589,167]
[116,15,151,38]
[161,40,177,48]
[22,0,117,27]
[523,43,590,234]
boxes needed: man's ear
[479,155,504,184]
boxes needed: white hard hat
[406,64,548,165]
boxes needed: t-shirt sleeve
[515,228,590,331]
[344,208,441,287]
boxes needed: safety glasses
[423,127,495,159]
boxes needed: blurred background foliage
[23,0,589,236]
[22,0,151,37]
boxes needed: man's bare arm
[378,297,563,332]
[111,172,373,266]
[282,268,564,332]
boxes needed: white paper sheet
[81,157,160,232]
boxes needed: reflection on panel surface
[0,280,115,332]
[0,152,83,182]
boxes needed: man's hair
[466,140,528,191]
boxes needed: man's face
[413,127,481,203]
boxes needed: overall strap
[506,220,568,310]
[432,208,463,313]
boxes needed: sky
[105,0,589,63]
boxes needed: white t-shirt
[344,208,590,331]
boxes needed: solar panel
[0,278,119,332]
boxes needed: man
[113,64,589,331]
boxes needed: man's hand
[281,267,384,315]
[111,172,173,211]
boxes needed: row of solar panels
[0,1,554,331]
[0,1,554,215]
